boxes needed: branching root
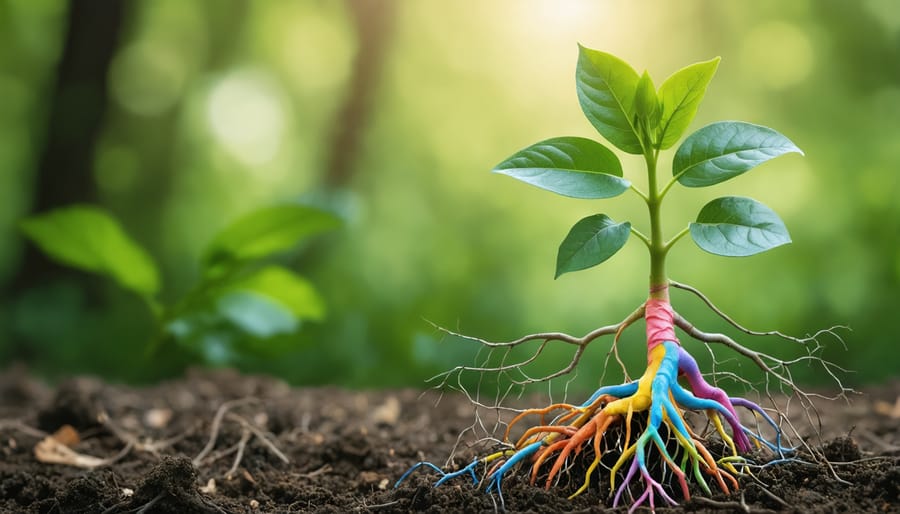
[399,283,850,511]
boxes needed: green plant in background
[399,46,847,511]
[20,203,339,364]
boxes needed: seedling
[398,46,848,511]
[20,203,339,363]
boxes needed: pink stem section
[645,298,678,353]
[644,295,752,451]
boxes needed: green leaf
[674,121,803,187]
[555,214,631,278]
[689,196,791,257]
[204,205,340,269]
[217,292,298,338]
[211,266,326,339]
[576,45,643,154]
[19,205,159,296]
[657,57,720,149]
[633,70,660,129]
[226,266,326,321]
[493,137,630,199]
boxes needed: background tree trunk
[12,0,127,293]
[322,0,395,188]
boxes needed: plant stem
[664,226,690,251]
[629,184,649,203]
[630,226,651,248]
[645,149,668,300]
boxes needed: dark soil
[1,367,897,513]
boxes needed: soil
[0,367,897,514]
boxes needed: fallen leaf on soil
[34,425,106,469]
[51,424,80,447]
[371,396,400,425]
[358,470,382,485]
[874,397,900,419]
[253,412,268,427]
[199,478,216,495]
[143,408,173,429]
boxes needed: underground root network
[395,298,795,513]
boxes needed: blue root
[394,441,543,506]
[484,441,542,507]
[582,381,639,407]
[394,458,479,489]
[646,342,693,464]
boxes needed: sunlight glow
[530,0,597,27]
[741,21,814,90]
[206,70,286,166]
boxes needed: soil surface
[0,367,897,513]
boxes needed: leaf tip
[553,266,567,279]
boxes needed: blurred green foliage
[1,0,898,391]
[20,203,338,370]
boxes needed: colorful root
[396,340,795,511]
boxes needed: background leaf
[657,57,720,149]
[674,121,803,187]
[216,292,297,339]
[493,137,629,199]
[20,205,159,296]
[167,266,325,356]
[214,265,326,338]
[689,196,791,256]
[225,266,326,321]
[555,214,631,278]
[576,45,643,154]
[204,205,340,270]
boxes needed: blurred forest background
[1,0,898,392]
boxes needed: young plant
[398,46,847,511]
[20,203,339,364]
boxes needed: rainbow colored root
[396,339,794,511]
[397,298,798,511]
